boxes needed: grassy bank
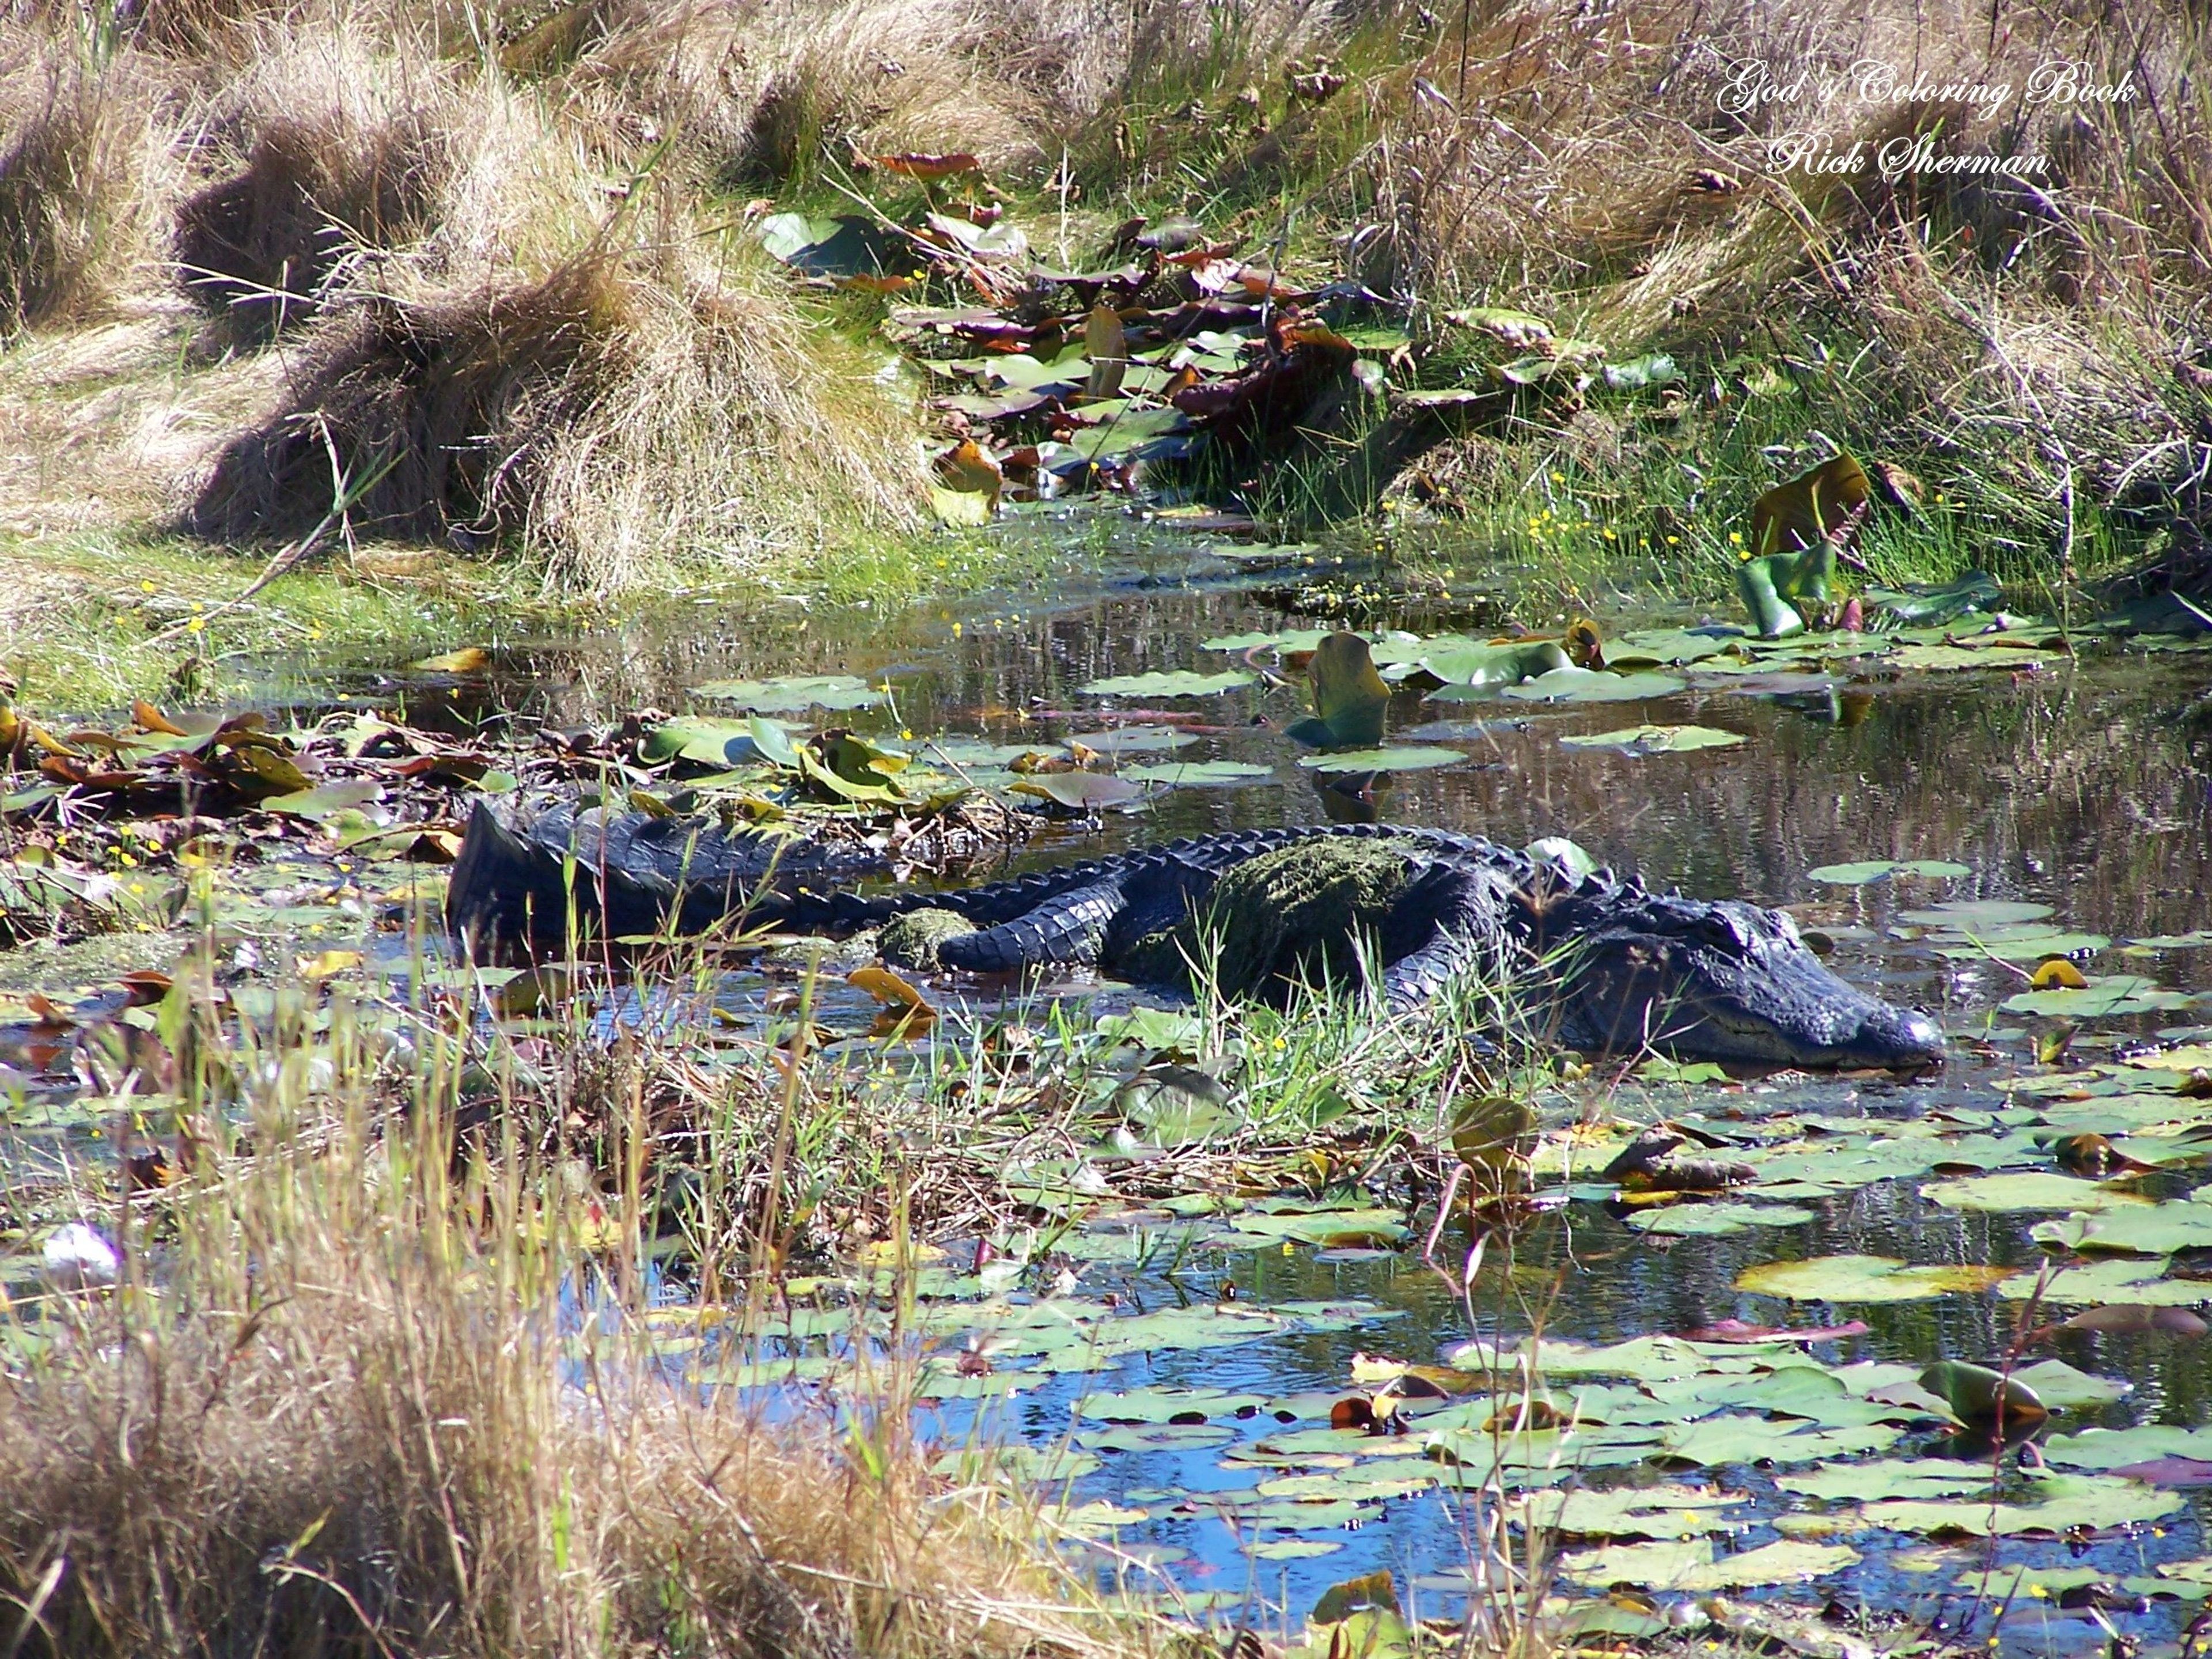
[2,0,2205,657]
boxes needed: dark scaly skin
[446,800,1946,1069]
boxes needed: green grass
[2,529,529,714]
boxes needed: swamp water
[12,525,2212,1652]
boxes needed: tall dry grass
[1355,0,2211,557]
[0,29,179,332]
[0,1,934,592]
[0,986,1149,1659]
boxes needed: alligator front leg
[1378,863,1515,1011]
[935,878,1130,974]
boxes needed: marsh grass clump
[0,41,166,333]
[173,107,450,342]
[185,257,626,547]
[183,243,923,589]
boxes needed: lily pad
[1626,1203,1817,1236]
[1120,760,1277,787]
[1734,1254,2016,1303]
[1806,861,1899,885]
[1063,726,1195,755]
[691,675,887,713]
[1296,747,1464,774]
[1902,900,2054,928]
[1609,628,1746,668]
[2002,976,2192,1018]
[1011,772,1150,812]
[1498,668,1687,704]
[1862,1474,2184,1537]
[1778,1460,1996,1502]
[1559,725,1746,755]
[1560,1537,1859,1591]
[1809,859,1972,884]
[1076,669,1256,697]
[1076,1385,1265,1424]
[1919,1173,2147,1214]
[262,780,383,820]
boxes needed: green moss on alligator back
[1120,835,1420,997]
[879,906,978,970]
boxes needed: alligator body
[446,800,1945,1069]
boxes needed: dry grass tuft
[0,35,173,332]
[185,258,628,547]
[184,243,922,589]
[174,109,450,342]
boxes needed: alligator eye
[1700,913,1752,953]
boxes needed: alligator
[445,799,1946,1070]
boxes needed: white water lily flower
[42,1222,120,1290]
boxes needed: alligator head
[1546,891,1944,1069]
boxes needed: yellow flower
[1550,471,1565,483]
[139,579,156,593]
[1666,535,1681,545]
[185,616,205,633]
[900,728,914,741]
[951,621,963,638]
[1729,530,1744,544]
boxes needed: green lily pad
[2002,976,2192,1018]
[2032,1203,2212,1256]
[2132,931,2212,948]
[1872,571,2003,625]
[2008,1358,2129,1411]
[1121,760,1277,787]
[1419,641,1573,695]
[1010,772,1150,812]
[1560,1538,1859,1591]
[1809,859,1972,884]
[1862,1474,2184,1537]
[1201,628,1335,653]
[1115,1065,1239,1145]
[1248,1539,1344,1561]
[1919,1173,2148,1214]
[1076,669,1256,697]
[1937,929,2111,961]
[262,780,384,820]
[1608,628,1747,667]
[1998,1258,2212,1306]
[1778,1460,1996,1502]
[1625,1202,1817,1236]
[691,675,887,713]
[1734,1254,2016,1303]
[1901,900,2054,928]
[1062,406,1191,461]
[1077,1385,1264,1424]
[2042,1426,2212,1471]
[1514,1487,1741,1540]
[1807,861,1903,885]
[1559,725,1747,755]
[1297,746,1465,773]
[1499,668,1688,704]
[1065,726,1196,755]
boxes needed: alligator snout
[1840,1001,1946,1070]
